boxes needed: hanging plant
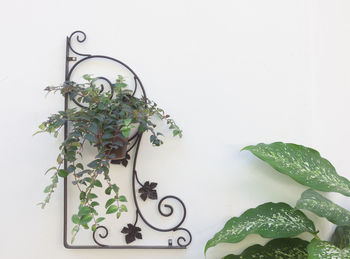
[35,75,182,243]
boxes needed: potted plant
[35,75,182,242]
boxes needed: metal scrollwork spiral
[174,228,192,247]
[92,226,109,247]
[68,31,91,57]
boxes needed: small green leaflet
[242,142,350,196]
[96,217,105,223]
[307,238,350,259]
[58,169,68,178]
[119,195,127,202]
[105,198,116,208]
[296,189,350,227]
[223,238,309,259]
[80,214,93,225]
[72,214,80,224]
[78,206,90,217]
[87,193,98,199]
[204,202,316,254]
[331,226,350,249]
[106,205,118,214]
[94,180,102,187]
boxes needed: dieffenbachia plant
[205,142,350,258]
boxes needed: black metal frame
[63,31,192,249]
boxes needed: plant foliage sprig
[205,142,350,258]
[36,75,182,243]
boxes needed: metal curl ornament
[63,30,191,249]
[92,226,109,247]
[68,31,91,57]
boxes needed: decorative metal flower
[121,224,142,244]
[138,181,158,201]
[110,153,130,167]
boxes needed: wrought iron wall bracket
[63,31,192,249]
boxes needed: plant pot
[108,134,129,160]
[98,124,139,161]
[97,128,129,161]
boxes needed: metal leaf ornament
[121,224,142,244]
[110,153,131,167]
[139,181,158,201]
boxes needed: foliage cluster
[36,75,182,242]
[205,142,350,258]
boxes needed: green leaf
[111,184,119,194]
[106,205,118,214]
[242,142,350,196]
[90,201,99,207]
[79,191,86,200]
[124,118,132,125]
[88,123,99,135]
[120,204,128,212]
[80,214,93,225]
[87,193,98,199]
[105,198,116,209]
[72,225,79,234]
[102,133,114,139]
[87,160,100,169]
[94,179,102,188]
[67,165,75,173]
[78,206,91,216]
[43,185,52,193]
[116,212,121,219]
[44,166,57,175]
[204,202,316,254]
[83,74,93,81]
[331,226,350,249]
[91,224,97,232]
[57,155,63,164]
[76,163,84,170]
[58,169,68,178]
[96,217,105,223]
[223,238,309,259]
[85,133,97,143]
[81,223,89,229]
[121,128,130,138]
[118,195,127,202]
[105,186,112,195]
[72,214,80,224]
[296,189,350,226]
[307,238,350,259]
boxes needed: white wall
[1,0,349,258]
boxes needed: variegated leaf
[296,189,350,227]
[307,238,350,259]
[204,202,316,254]
[331,226,350,249]
[222,238,309,259]
[243,142,350,196]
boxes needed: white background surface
[1,0,350,258]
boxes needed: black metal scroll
[63,31,191,249]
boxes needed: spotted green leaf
[307,239,350,259]
[223,238,309,259]
[204,202,316,254]
[296,189,350,227]
[242,142,350,196]
[331,226,350,249]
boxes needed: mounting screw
[67,57,77,61]
[168,239,173,246]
